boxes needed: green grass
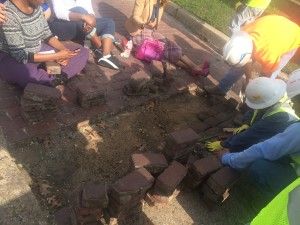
[172,0,300,73]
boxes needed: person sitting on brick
[125,0,209,76]
[48,0,120,70]
[204,15,300,96]
[229,0,271,34]
[206,77,298,153]
[0,0,89,88]
[217,69,300,208]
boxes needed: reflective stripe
[288,185,300,225]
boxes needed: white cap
[287,69,300,99]
[245,77,286,109]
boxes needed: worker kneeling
[206,77,299,153]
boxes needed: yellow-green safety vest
[245,0,271,9]
[251,177,300,225]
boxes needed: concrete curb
[165,1,230,53]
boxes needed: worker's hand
[56,49,78,60]
[56,59,69,66]
[205,141,222,152]
[82,14,96,29]
[235,1,243,10]
[233,124,249,135]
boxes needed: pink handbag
[135,39,165,62]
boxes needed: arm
[0,3,7,24]
[50,0,72,21]
[221,123,300,169]
[76,0,94,15]
[223,112,290,152]
[131,0,147,27]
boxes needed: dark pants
[48,7,115,41]
[0,44,89,88]
[248,158,297,203]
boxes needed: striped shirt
[0,1,53,63]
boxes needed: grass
[172,0,300,73]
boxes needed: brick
[46,61,61,74]
[128,70,152,92]
[205,117,219,127]
[21,97,57,111]
[226,98,239,111]
[53,207,75,225]
[24,118,60,137]
[163,62,177,76]
[4,127,28,144]
[196,111,213,121]
[202,183,230,203]
[183,171,202,189]
[214,112,234,124]
[23,83,61,102]
[5,107,21,120]
[131,153,168,174]
[77,84,106,101]
[154,161,187,196]
[82,181,108,209]
[190,155,222,181]
[0,98,19,110]
[166,128,199,150]
[190,121,210,133]
[150,60,164,77]
[109,168,154,205]
[21,110,44,123]
[206,167,240,195]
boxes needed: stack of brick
[21,83,61,123]
[184,155,222,189]
[151,161,187,203]
[77,84,106,108]
[164,128,200,162]
[131,152,168,175]
[202,167,240,206]
[54,180,108,225]
[107,168,154,218]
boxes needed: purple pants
[0,44,89,88]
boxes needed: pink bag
[135,39,165,62]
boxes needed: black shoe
[49,72,68,87]
[97,54,120,70]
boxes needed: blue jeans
[217,49,297,93]
[248,159,297,203]
[49,7,115,41]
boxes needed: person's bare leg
[101,38,113,56]
[90,34,102,49]
[179,55,201,72]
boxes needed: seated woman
[48,0,120,70]
[0,0,89,88]
[125,0,209,76]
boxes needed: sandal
[191,61,210,77]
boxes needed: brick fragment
[23,83,61,102]
[82,181,108,208]
[206,167,240,195]
[46,61,61,74]
[131,153,168,174]
[153,161,187,196]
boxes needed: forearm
[33,52,62,63]
[47,37,67,51]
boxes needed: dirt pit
[8,92,256,225]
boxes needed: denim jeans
[217,49,298,93]
[49,7,115,41]
[247,158,297,203]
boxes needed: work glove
[233,124,249,135]
[206,141,222,152]
[235,1,243,10]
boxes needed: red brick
[190,121,210,133]
[166,128,199,149]
[21,97,57,111]
[24,118,60,137]
[109,168,154,205]
[154,161,187,196]
[201,183,230,203]
[206,167,240,195]
[56,113,78,126]
[53,207,74,225]
[77,84,106,100]
[183,171,202,189]
[4,127,28,144]
[205,117,219,127]
[214,112,234,124]
[190,155,222,181]
[82,181,108,209]
[0,88,21,99]
[84,105,110,118]
[21,110,44,123]
[226,98,239,111]
[131,153,168,174]
[5,107,21,120]
[23,83,61,101]
[0,98,19,110]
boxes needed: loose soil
[7,92,256,225]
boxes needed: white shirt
[49,0,94,21]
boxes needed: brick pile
[77,84,106,108]
[21,83,61,123]
[201,166,240,207]
[164,128,199,162]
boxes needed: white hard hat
[245,77,286,109]
[287,69,300,99]
[223,31,253,67]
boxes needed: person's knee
[69,7,88,14]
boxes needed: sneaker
[97,54,120,70]
[94,48,103,59]
[204,84,226,96]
